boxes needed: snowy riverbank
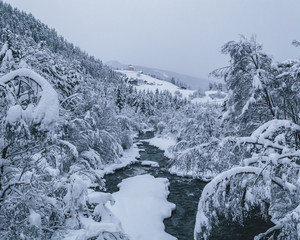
[61,143,141,240]
[145,136,216,181]
[143,136,176,159]
[94,143,140,178]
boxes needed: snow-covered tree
[195,37,300,239]
[195,120,300,239]
[211,36,274,135]
[0,69,61,239]
[0,26,137,239]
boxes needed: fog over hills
[106,60,209,90]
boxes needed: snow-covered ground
[107,174,177,240]
[116,69,227,104]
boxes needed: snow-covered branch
[195,166,262,239]
[254,224,283,240]
[0,68,59,125]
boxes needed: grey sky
[3,0,300,79]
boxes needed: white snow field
[116,69,227,104]
[107,174,177,240]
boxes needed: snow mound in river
[141,160,159,167]
[107,174,177,240]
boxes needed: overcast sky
[3,0,300,79]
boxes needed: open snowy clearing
[107,174,177,240]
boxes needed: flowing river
[104,131,273,240]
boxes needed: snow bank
[144,136,176,158]
[141,160,159,167]
[107,174,177,240]
[1,68,59,125]
[87,192,115,205]
[94,143,140,178]
[169,165,216,181]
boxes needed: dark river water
[104,131,273,240]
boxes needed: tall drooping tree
[211,36,274,135]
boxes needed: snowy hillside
[117,69,194,98]
[107,60,209,89]
[117,69,226,104]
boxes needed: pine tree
[116,87,125,113]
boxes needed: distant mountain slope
[106,60,209,90]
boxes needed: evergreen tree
[116,87,125,113]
